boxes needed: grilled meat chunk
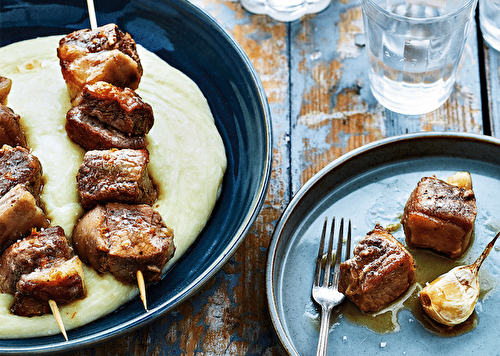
[339,225,415,313]
[0,226,85,316]
[0,226,73,294]
[12,256,85,317]
[57,23,143,101]
[73,203,175,284]
[402,176,477,258]
[0,77,12,105]
[0,184,49,253]
[0,105,28,148]
[0,145,43,201]
[65,106,148,150]
[77,148,157,210]
[74,82,154,135]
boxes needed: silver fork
[312,217,351,356]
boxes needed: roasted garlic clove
[420,231,500,326]
[420,264,479,326]
[446,171,472,190]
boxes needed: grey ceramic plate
[267,132,500,356]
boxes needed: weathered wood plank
[484,45,500,136]
[290,1,483,191]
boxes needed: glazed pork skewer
[57,3,163,309]
[76,148,161,311]
[58,0,159,307]
[81,0,152,312]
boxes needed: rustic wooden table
[71,0,499,354]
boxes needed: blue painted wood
[485,46,500,136]
[289,1,483,195]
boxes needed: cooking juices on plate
[318,171,498,336]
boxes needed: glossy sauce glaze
[335,230,497,336]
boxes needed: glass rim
[360,0,478,24]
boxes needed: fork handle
[316,306,332,356]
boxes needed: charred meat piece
[74,82,154,135]
[0,77,12,105]
[58,23,143,101]
[0,145,43,201]
[0,226,73,294]
[65,106,148,150]
[402,176,477,258]
[77,148,157,210]
[0,184,49,253]
[339,225,415,313]
[12,256,85,317]
[73,203,175,284]
[0,226,85,316]
[0,105,28,148]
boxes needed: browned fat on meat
[0,105,28,148]
[74,82,154,135]
[0,145,43,202]
[65,106,148,150]
[12,256,85,317]
[77,148,157,210]
[0,226,85,317]
[402,176,476,258]
[58,23,143,101]
[0,184,49,253]
[339,225,415,313]
[72,203,175,285]
[0,77,12,105]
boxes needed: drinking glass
[361,0,478,115]
[241,0,331,22]
[479,0,500,51]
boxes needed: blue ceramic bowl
[0,0,272,353]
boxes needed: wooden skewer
[48,299,68,341]
[137,270,148,312]
[86,0,98,30]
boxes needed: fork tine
[322,217,335,287]
[346,219,351,259]
[331,218,344,287]
[313,217,328,287]
[334,218,344,267]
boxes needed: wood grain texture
[65,0,486,355]
[290,0,482,190]
[484,45,500,136]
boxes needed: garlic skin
[420,265,479,326]
[446,171,472,190]
[419,231,500,326]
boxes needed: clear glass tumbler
[479,0,500,51]
[241,0,331,22]
[361,0,478,115]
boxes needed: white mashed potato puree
[0,36,227,338]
